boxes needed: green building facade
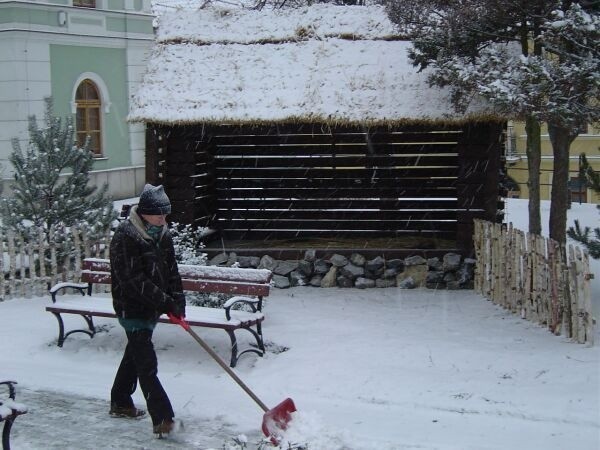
[0,0,155,198]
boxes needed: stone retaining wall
[207,251,476,290]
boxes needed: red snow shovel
[168,313,297,442]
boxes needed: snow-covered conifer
[568,154,600,258]
[0,98,116,243]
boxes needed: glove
[166,295,186,319]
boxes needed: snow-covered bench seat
[46,258,272,367]
[0,380,27,450]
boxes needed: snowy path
[10,388,258,449]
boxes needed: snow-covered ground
[1,199,598,450]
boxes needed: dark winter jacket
[110,206,185,321]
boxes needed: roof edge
[129,113,507,128]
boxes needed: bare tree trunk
[525,115,542,235]
[548,123,577,245]
[521,14,543,236]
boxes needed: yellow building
[506,122,600,204]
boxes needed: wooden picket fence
[0,226,111,300]
[473,219,595,345]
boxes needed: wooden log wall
[146,122,504,252]
[473,219,594,345]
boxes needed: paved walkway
[9,387,259,449]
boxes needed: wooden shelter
[130,4,506,257]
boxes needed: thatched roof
[129,4,493,125]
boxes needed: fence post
[515,229,525,316]
[24,236,35,298]
[17,233,26,298]
[38,227,47,292]
[474,220,594,345]
[473,220,481,293]
[104,228,111,260]
[547,239,560,334]
[582,250,593,346]
[72,226,83,281]
[7,230,17,299]
[0,230,5,299]
[49,226,59,288]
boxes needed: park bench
[46,258,272,367]
[0,380,27,450]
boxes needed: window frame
[73,0,96,8]
[75,79,103,157]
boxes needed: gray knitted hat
[137,184,171,215]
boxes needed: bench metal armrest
[0,382,17,401]
[0,381,27,420]
[223,296,262,320]
[49,282,89,303]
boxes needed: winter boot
[109,403,146,418]
[153,418,175,438]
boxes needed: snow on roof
[155,3,399,43]
[129,4,491,125]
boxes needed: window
[75,79,102,157]
[577,123,589,135]
[73,0,96,7]
[568,177,587,204]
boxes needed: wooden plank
[218,187,458,198]
[214,199,459,209]
[213,155,458,168]
[171,200,215,225]
[216,209,470,221]
[83,259,110,271]
[216,177,457,189]
[216,187,460,199]
[165,148,209,164]
[219,229,457,241]
[211,130,463,146]
[166,174,215,188]
[82,271,111,284]
[215,167,459,178]
[213,218,459,232]
[213,143,460,156]
[181,279,269,296]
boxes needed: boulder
[355,277,376,289]
[272,274,290,289]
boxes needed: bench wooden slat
[81,272,270,297]
[82,271,111,284]
[47,296,264,329]
[181,279,270,296]
[83,259,272,284]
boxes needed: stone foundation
[207,251,476,290]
